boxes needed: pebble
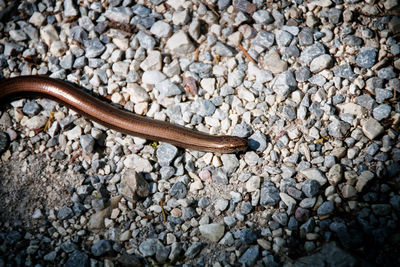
[362,118,384,140]
[356,48,377,68]
[166,30,195,55]
[260,186,281,206]
[199,223,225,242]
[120,171,150,202]
[104,7,132,24]
[91,240,112,257]
[300,168,327,185]
[317,201,335,216]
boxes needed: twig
[200,0,220,17]
[160,199,167,222]
[239,43,257,64]
[69,153,80,164]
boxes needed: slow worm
[0,76,248,153]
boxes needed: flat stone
[166,30,195,55]
[150,20,172,38]
[300,168,327,185]
[310,54,333,73]
[104,7,133,24]
[199,223,225,242]
[120,171,150,202]
[362,118,384,140]
[356,171,374,192]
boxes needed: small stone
[221,154,239,174]
[334,64,355,79]
[29,12,46,27]
[300,168,327,185]
[272,70,297,97]
[215,42,235,57]
[238,246,259,266]
[150,20,172,38]
[91,240,112,257]
[232,123,253,138]
[170,182,187,199]
[317,201,334,216]
[356,48,377,68]
[215,198,229,211]
[155,80,182,97]
[299,42,325,65]
[248,131,267,152]
[327,164,343,186]
[276,30,293,47]
[328,119,351,138]
[84,38,105,58]
[362,118,384,140]
[57,206,73,220]
[252,30,274,48]
[184,242,204,259]
[199,223,225,242]
[166,30,195,55]
[375,88,393,103]
[295,207,310,222]
[120,171,150,202]
[64,0,78,17]
[246,176,261,192]
[23,101,40,115]
[253,10,273,24]
[65,251,89,267]
[228,69,246,87]
[260,186,281,206]
[80,135,95,153]
[139,239,163,257]
[104,7,133,24]
[373,104,391,121]
[341,184,357,198]
[310,54,333,73]
[302,179,320,198]
[356,171,374,192]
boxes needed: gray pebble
[57,206,73,220]
[295,66,311,82]
[184,242,204,259]
[373,104,391,121]
[80,135,95,154]
[238,246,259,266]
[160,166,175,179]
[155,80,182,97]
[260,186,281,206]
[232,123,253,138]
[334,64,355,78]
[139,239,163,257]
[65,251,89,267]
[170,182,187,199]
[317,201,335,216]
[157,143,178,166]
[375,88,393,103]
[221,154,239,174]
[23,101,40,115]
[300,43,325,65]
[215,42,235,57]
[252,30,274,48]
[91,240,112,257]
[378,67,397,80]
[356,48,377,68]
[84,38,105,58]
[248,131,267,152]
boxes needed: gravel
[1,0,399,266]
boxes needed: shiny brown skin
[0,76,248,153]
